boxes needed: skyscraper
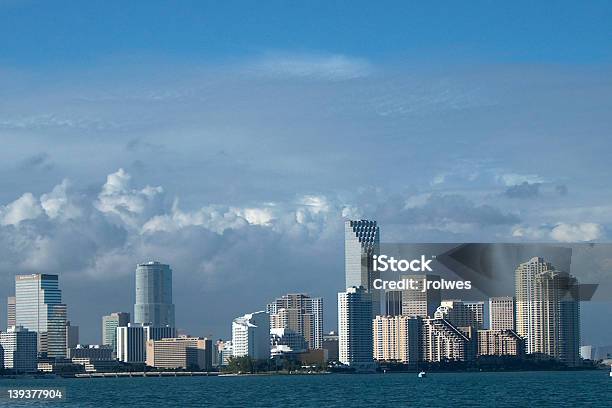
[0,326,37,372]
[134,262,175,327]
[345,220,380,316]
[489,296,515,331]
[401,274,441,318]
[515,257,554,354]
[267,293,323,349]
[533,270,580,366]
[231,311,270,360]
[65,321,79,349]
[102,312,130,353]
[15,274,67,358]
[7,296,16,327]
[338,286,374,371]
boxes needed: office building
[434,300,484,330]
[146,336,212,370]
[102,312,130,353]
[15,274,67,358]
[373,315,421,364]
[533,270,580,366]
[0,326,37,372]
[515,257,555,354]
[322,331,339,362]
[67,344,114,360]
[384,290,403,317]
[116,323,175,363]
[66,321,79,349]
[134,262,175,327]
[338,286,374,370]
[489,297,515,331]
[345,220,380,317]
[7,296,16,327]
[216,340,233,366]
[71,358,120,373]
[401,274,441,318]
[478,329,524,356]
[422,318,475,362]
[232,311,270,360]
[267,293,323,349]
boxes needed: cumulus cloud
[0,192,43,225]
[550,222,603,242]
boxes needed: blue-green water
[0,371,610,407]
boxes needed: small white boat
[609,365,612,377]
[418,371,426,378]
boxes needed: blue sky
[0,1,611,344]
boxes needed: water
[0,371,609,407]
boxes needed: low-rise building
[146,336,212,370]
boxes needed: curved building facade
[134,262,175,327]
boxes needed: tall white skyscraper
[267,293,323,349]
[489,297,515,331]
[338,286,374,371]
[134,262,175,327]
[0,325,38,372]
[232,311,270,360]
[15,274,67,358]
[515,257,554,354]
[345,220,380,317]
[102,312,130,353]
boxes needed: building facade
[345,220,380,317]
[116,323,175,363]
[338,286,374,370]
[102,312,130,353]
[477,329,524,357]
[373,315,421,364]
[232,311,270,360]
[15,274,67,358]
[434,300,484,330]
[134,262,175,327]
[489,297,515,331]
[7,296,16,327]
[422,318,475,362]
[401,274,441,318]
[0,326,37,372]
[267,293,323,349]
[67,344,114,360]
[146,337,212,370]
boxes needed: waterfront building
[134,262,175,327]
[373,315,421,364]
[116,323,175,363]
[345,220,380,317]
[338,286,374,370]
[322,331,339,362]
[422,318,475,362]
[489,297,515,331]
[146,336,212,370]
[102,312,130,353]
[15,274,67,358]
[232,311,270,360]
[477,329,524,356]
[67,344,114,360]
[0,326,37,372]
[267,293,323,349]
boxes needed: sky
[0,1,612,345]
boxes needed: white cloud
[497,173,545,187]
[245,53,373,81]
[95,168,164,228]
[550,222,603,242]
[0,192,43,225]
[40,179,81,220]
